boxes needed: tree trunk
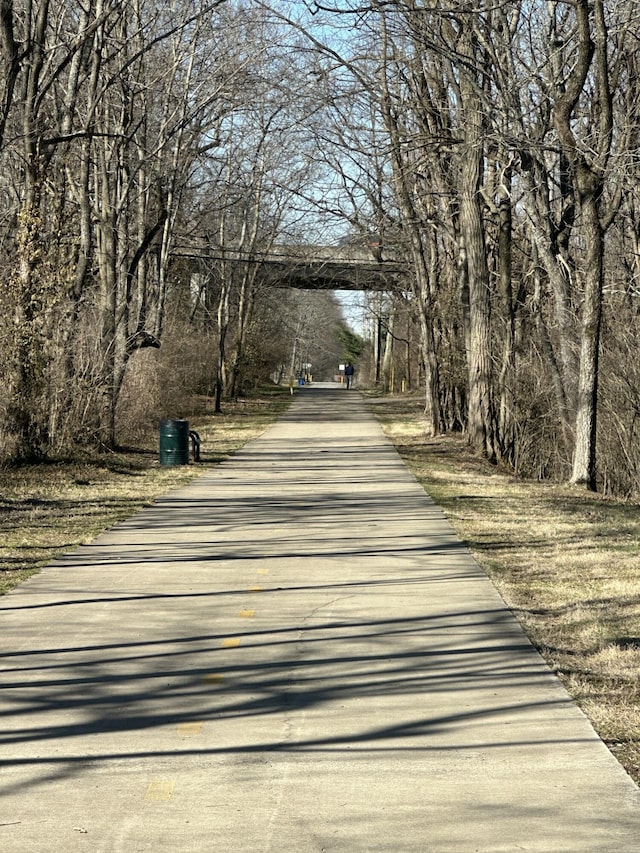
[552,0,612,489]
[229,264,258,400]
[570,192,603,489]
[497,162,516,464]
[381,304,395,392]
[458,18,495,461]
[459,125,495,458]
[215,270,231,414]
[377,8,441,434]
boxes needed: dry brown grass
[0,389,291,594]
[368,392,640,785]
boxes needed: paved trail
[2,385,639,852]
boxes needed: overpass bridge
[172,241,407,291]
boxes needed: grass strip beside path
[0,390,291,595]
[367,393,640,787]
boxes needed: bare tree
[1,0,115,459]
[0,0,236,457]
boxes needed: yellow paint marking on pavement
[144,781,175,802]
[238,609,255,618]
[256,569,269,575]
[248,586,264,592]
[221,638,241,648]
[202,673,224,684]
[177,722,202,736]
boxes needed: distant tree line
[287,0,640,495]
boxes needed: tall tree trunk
[553,0,612,489]
[229,264,258,400]
[459,38,495,461]
[497,162,516,464]
[377,8,441,434]
[215,265,231,415]
[382,303,395,392]
[414,257,441,434]
[570,191,603,489]
[9,0,51,459]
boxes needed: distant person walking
[345,361,355,389]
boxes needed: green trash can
[159,418,190,466]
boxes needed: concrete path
[1,384,639,852]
